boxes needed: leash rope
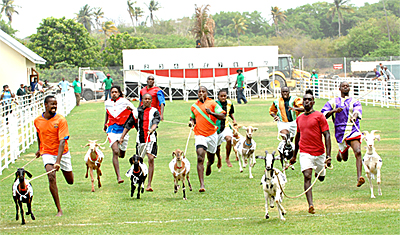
[184,127,193,157]
[277,157,333,199]
[27,169,56,183]
[1,157,38,182]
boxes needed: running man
[140,75,166,121]
[34,95,74,216]
[321,81,365,187]
[269,86,304,142]
[215,89,237,168]
[104,85,137,184]
[120,93,160,192]
[189,86,225,192]
[290,90,331,214]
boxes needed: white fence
[292,78,400,108]
[0,90,76,174]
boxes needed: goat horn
[362,131,369,136]
[82,143,89,148]
[370,130,379,135]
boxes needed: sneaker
[357,177,365,187]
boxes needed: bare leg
[350,140,364,187]
[225,136,233,167]
[206,151,215,176]
[303,169,314,213]
[146,153,155,191]
[197,147,206,191]
[111,142,123,183]
[46,164,63,216]
[216,145,222,169]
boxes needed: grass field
[0,98,399,234]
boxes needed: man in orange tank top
[189,86,225,192]
[34,95,74,217]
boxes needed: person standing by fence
[102,74,113,101]
[1,85,15,122]
[58,77,69,93]
[234,69,247,104]
[311,70,319,98]
[34,95,74,217]
[71,76,81,106]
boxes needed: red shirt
[140,86,161,113]
[296,111,329,156]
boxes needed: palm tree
[75,4,95,33]
[228,15,247,46]
[99,21,119,49]
[192,4,215,48]
[93,7,104,30]
[270,6,286,35]
[0,0,19,24]
[327,0,354,37]
[145,0,161,26]
[127,0,137,30]
[134,7,144,26]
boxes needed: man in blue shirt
[58,77,70,93]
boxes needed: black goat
[126,154,148,199]
[278,133,295,171]
[12,168,35,225]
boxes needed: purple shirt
[375,71,380,77]
[321,97,362,143]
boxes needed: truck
[350,60,400,79]
[79,68,105,101]
[268,54,311,90]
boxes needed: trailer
[350,60,400,79]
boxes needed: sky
[10,0,380,38]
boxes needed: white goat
[362,130,382,198]
[235,126,257,178]
[83,140,105,192]
[256,151,287,221]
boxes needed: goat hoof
[265,214,269,219]
[281,217,286,221]
[137,196,140,199]
[21,221,26,225]
[183,198,187,200]
[270,205,274,208]
[240,170,243,173]
[31,215,36,220]
[371,195,376,199]
[91,189,95,192]
[249,175,253,179]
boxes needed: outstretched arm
[323,130,332,167]
[290,131,300,165]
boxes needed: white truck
[79,68,105,100]
[350,60,400,79]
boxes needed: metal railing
[0,90,76,174]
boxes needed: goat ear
[271,151,276,156]
[129,157,134,165]
[241,126,247,130]
[253,128,258,131]
[83,143,89,148]
[172,152,176,158]
[375,135,381,141]
[25,170,32,178]
[362,131,369,136]
[264,150,268,156]
[15,171,18,180]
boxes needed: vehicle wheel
[83,90,94,101]
[268,75,286,92]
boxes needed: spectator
[17,84,26,96]
[43,80,53,91]
[1,85,15,121]
[233,69,247,104]
[311,69,319,98]
[101,74,114,101]
[372,68,381,81]
[30,77,38,92]
[35,81,45,93]
[378,63,386,79]
[384,66,395,81]
[71,76,81,106]
[58,77,70,93]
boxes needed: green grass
[0,98,399,234]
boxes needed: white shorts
[217,128,233,146]
[338,132,361,154]
[42,151,73,171]
[277,121,297,138]
[136,141,158,158]
[299,152,326,177]
[107,133,129,151]
[195,132,218,154]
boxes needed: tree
[228,15,247,45]
[101,32,155,66]
[271,6,286,35]
[327,0,354,37]
[93,7,104,30]
[28,17,100,68]
[1,0,19,24]
[127,0,137,32]
[382,0,391,41]
[192,4,215,48]
[134,7,144,26]
[0,18,16,35]
[100,21,119,38]
[146,0,161,26]
[75,4,94,33]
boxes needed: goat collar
[133,168,141,174]
[89,152,99,162]
[245,141,252,147]
[18,184,27,192]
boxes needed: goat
[362,130,382,198]
[169,149,192,200]
[231,123,244,161]
[256,151,287,221]
[83,140,105,192]
[12,168,35,225]
[277,133,295,171]
[235,126,257,178]
[126,154,148,199]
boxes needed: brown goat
[169,149,192,200]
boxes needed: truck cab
[81,70,105,100]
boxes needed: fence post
[344,57,347,78]
[169,80,172,102]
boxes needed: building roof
[0,29,46,64]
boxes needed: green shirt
[103,78,113,90]
[72,80,81,93]
[237,74,244,88]
[311,73,318,86]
